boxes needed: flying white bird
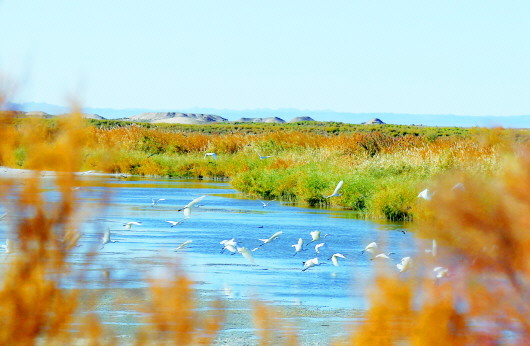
[123,221,142,230]
[220,238,238,247]
[257,231,283,247]
[307,230,329,245]
[302,257,321,271]
[433,266,449,279]
[151,198,166,207]
[451,182,465,191]
[325,180,344,198]
[166,218,188,227]
[362,242,394,260]
[255,149,272,159]
[314,242,326,254]
[258,199,275,207]
[361,242,379,255]
[373,252,395,260]
[237,247,255,264]
[425,239,437,257]
[329,253,346,266]
[178,195,206,217]
[291,238,304,256]
[204,152,218,159]
[222,243,238,254]
[100,228,116,249]
[1,239,13,254]
[220,238,239,254]
[175,240,193,251]
[417,188,434,200]
[397,257,412,273]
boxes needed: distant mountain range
[7,102,530,128]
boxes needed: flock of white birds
[104,180,449,279]
[0,178,450,280]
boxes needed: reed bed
[4,116,527,221]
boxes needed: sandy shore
[0,166,127,177]
[86,287,362,345]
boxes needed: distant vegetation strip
[4,116,529,221]
[89,118,474,137]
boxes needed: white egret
[222,243,238,254]
[397,257,412,273]
[417,188,434,200]
[166,218,188,227]
[100,228,116,249]
[329,253,346,266]
[178,195,206,217]
[151,198,166,207]
[175,240,193,251]
[373,253,394,260]
[291,238,304,256]
[204,152,218,159]
[433,266,449,279]
[255,149,272,159]
[325,180,344,198]
[307,230,329,245]
[302,257,321,271]
[257,231,283,247]
[1,239,13,254]
[451,182,465,191]
[237,247,255,264]
[220,238,238,247]
[361,242,379,255]
[425,239,437,257]
[315,242,326,254]
[123,221,142,230]
[258,199,275,207]
[220,238,239,254]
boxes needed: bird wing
[332,180,344,195]
[270,231,283,240]
[185,195,206,208]
[417,189,432,200]
[176,240,192,250]
[238,247,255,264]
[365,242,378,251]
[102,229,110,242]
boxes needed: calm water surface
[1,174,417,319]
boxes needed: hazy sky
[1,1,529,115]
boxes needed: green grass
[6,117,524,221]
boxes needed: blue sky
[1,1,529,116]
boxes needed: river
[1,173,417,344]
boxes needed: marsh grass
[6,115,524,221]
[80,122,521,220]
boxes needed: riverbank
[80,286,362,345]
[3,117,524,221]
